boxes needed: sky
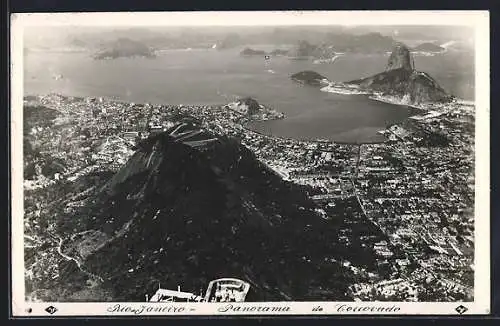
[14,11,486,27]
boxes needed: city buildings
[23,93,475,301]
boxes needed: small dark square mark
[45,306,58,314]
[455,305,467,314]
[26,308,32,313]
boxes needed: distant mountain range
[323,32,395,53]
[412,42,445,52]
[25,25,474,56]
[236,32,413,55]
[93,38,157,60]
[240,33,417,64]
[62,123,352,301]
[240,34,396,60]
[286,40,337,59]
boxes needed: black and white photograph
[10,11,490,316]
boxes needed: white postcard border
[10,10,491,317]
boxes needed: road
[50,232,104,283]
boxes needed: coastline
[320,84,372,96]
[24,91,473,146]
[24,92,228,108]
[320,83,473,115]
[367,95,426,111]
[25,93,389,145]
[320,83,430,111]
[241,122,387,145]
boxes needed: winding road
[51,232,104,283]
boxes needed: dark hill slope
[76,129,351,301]
[23,104,64,179]
[348,68,451,104]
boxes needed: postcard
[10,10,490,316]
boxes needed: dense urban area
[23,89,475,302]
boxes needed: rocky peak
[346,42,453,104]
[226,97,263,116]
[386,43,414,72]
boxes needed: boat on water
[147,278,251,303]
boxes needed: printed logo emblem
[455,305,468,314]
[45,306,58,314]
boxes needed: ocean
[24,46,474,143]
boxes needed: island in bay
[93,38,157,60]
